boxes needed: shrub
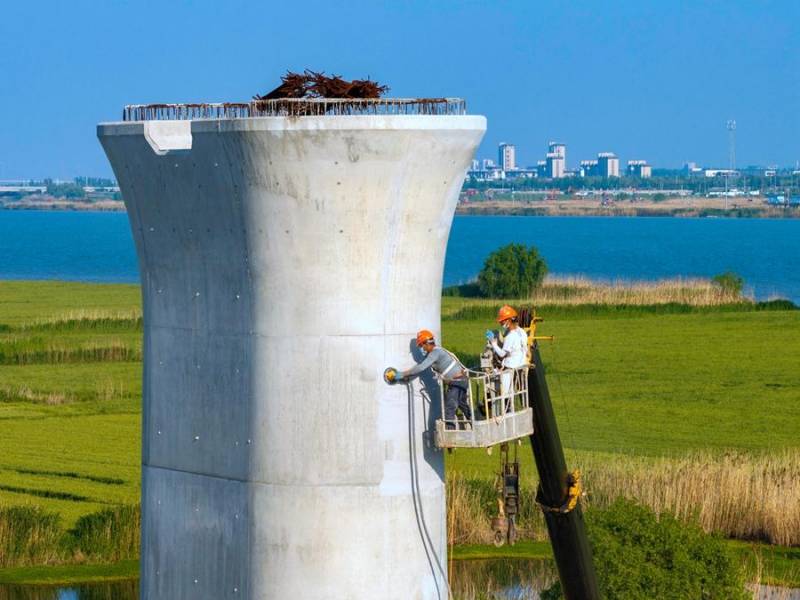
[712,271,744,296]
[442,282,482,298]
[477,243,548,298]
[541,499,748,600]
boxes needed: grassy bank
[1,540,793,589]
[0,560,138,586]
[0,279,797,582]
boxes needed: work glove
[485,330,495,341]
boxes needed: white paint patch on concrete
[143,120,192,154]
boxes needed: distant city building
[498,143,516,171]
[684,161,704,176]
[536,160,547,178]
[545,153,564,178]
[597,152,620,177]
[549,142,566,162]
[580,160,599,177]
[467,156,505,181]
[627,160,652,178]
[703,169,738,178]
[545,141,566,178]
[515,168,538,179]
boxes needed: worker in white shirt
[486,305,528,410]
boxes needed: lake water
[0,211,798,302]
[0,560,551,600]
[2,565,798,600]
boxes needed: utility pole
[725,120,736,210]
[528,346,601,599]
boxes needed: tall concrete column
[99,111,485,599]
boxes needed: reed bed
[448,450,800,546]
[0,338,140,365]
[68,505,140,562]
[582,450,800,546]
[0,385,69,405]
[447,475,546,545]
[0,507,62,568]
[442,275,767,317]
[532,275,748,306]
[18,309,142,332]
[0,382,131,405]
[0,505,140,569]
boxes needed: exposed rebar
[122,98,467,122]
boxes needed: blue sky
[1,0,798,178]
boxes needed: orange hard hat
[416,329,435,347]
[497,305,518,323]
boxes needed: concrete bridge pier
[99,109,485,599]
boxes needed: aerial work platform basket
[434,366,533,449]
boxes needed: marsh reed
[448,450,800,546]
[531,275,748,306]
[0,505,140,568]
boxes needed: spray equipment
[481,328,504,373]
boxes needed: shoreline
[457,203,800,219]
[0,200,125,213]
[2,200,800,218]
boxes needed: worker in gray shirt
[393,329,473,430]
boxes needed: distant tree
[712,271,744,297]
[46,181,85,199]
[477,243,547,298]
[541,499,748,600]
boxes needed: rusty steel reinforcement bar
[122,98,467,121]
[528,346,601,600]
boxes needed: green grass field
[0,282,141,527]
[441,298,800,480]
[0,281,798,581]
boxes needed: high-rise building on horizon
[597,152,620,177]
[627,160,651,178]
[498,142,516,171]
[545,141,566,178]
[536,160,547,178]
[580,159,599,177]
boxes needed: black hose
[405,381,451,600]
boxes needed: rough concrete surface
[99,114,486,599]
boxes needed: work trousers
[444,380,472,429]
